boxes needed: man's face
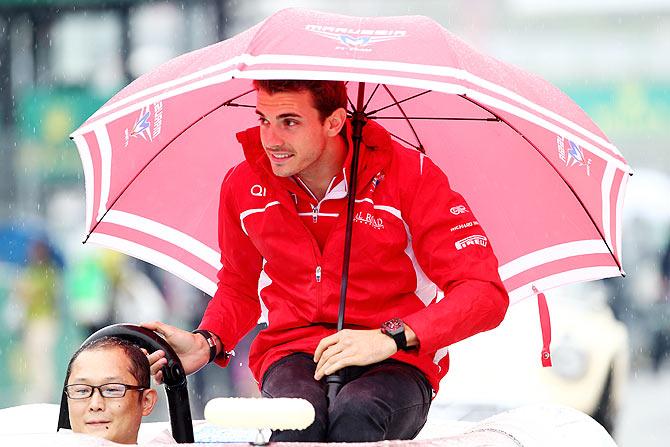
[256,88,339,178]
[67,347,156,445]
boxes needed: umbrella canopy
[70,8,630,304]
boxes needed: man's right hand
[141,321,211,384]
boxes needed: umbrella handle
[326,82,368,407]
[326,373,344,411]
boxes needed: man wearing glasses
[63,337,158,444]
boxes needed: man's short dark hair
[65,337,150,388]
[253,79,348,121]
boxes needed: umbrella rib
[225,103,255,108]
[85,91,255,240]
[458,94,623,272]
[362,83,382,112]
[388,132,423,152]
[369,116,499,121]
[381,85,425,153]
[365,90,432,116]
[345,81,357,112]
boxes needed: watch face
[382,318,404,335]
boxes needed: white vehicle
[0,324,620,446]
[438,281,629,434]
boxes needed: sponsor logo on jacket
[251,184,267,197]
[369,171,385,193]
[354,211,384,230]
[455,235,488,250]
[450,221,479,232]
[450,205,468,215]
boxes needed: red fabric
[292,174,348,253]
[199,120,509,393]
[536,289,553,367]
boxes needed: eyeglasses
[64,383,146,399]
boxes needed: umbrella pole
[326,82,367,410]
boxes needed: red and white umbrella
[71,8,630,307]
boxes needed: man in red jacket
[144,79,508,442]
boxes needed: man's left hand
[313,329,397,380]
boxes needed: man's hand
[141,321,211,384]
[313,329,397,380]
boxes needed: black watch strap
[193,329,217,364]
[391,331,409,351]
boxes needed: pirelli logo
[455,235,488,250]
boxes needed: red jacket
[200,120,509,393]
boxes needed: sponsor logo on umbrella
[305,25,406,51]
[455,235,488,250]
[124,102,164,147]
[557,135,592,176]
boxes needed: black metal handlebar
[56,324,194,443]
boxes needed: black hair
[253,79,348,122]
[64,337,150,388]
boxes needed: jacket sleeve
[402,156,509,354]
[199,169,263,366]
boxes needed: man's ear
[141,389,158,417]
[325,108,347,137]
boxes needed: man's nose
[88,388,106,410]
[261,125,283,148]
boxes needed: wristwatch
[192,329,218,364]
[381,318,410,351]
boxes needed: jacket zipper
[315,265,322,283]
[312,204,319,223]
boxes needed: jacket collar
[235,119,393,197]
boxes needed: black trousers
[261,352,432,442]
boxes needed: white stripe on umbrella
[94,125,113,221]
[73,68,628,174]
[104,210,222,269]
[239,54,623,155]
[88,233,217,296]
[498,240,612,282]
[88,53,622,157]
[74,69,239,136]
[507,266,622,304]
[72,69,630,172]
[615,172,629,265]
[90,55,250,120]
[601,163,617,254]
[244,69,630,171]
[73,134,94,235]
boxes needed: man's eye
[105,385,125,392]
[258,117,269,125]
[69,386,90,396]
[285,120,298,127]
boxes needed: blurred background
[0,0,668,445]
